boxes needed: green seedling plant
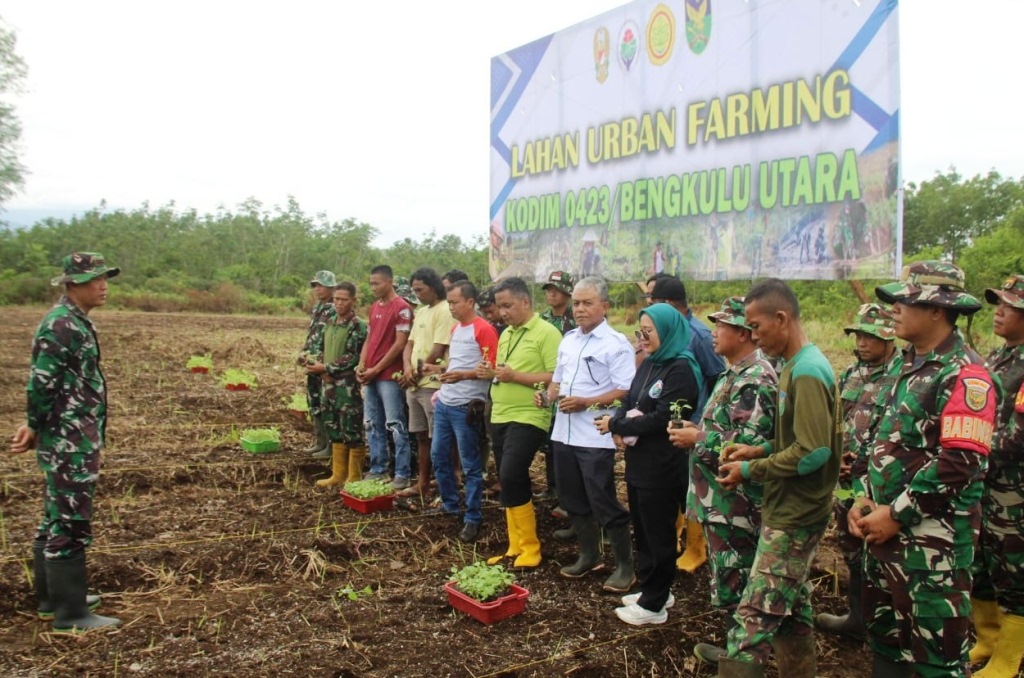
[450,561,515,602]
[240,427,280,443]
[343,479,394,500]
[219,368,257,389]
[336,584,373,601]
[588,398,622,415]
[284,393,309,412]
[668,399,693,428]
[186,355,214,370]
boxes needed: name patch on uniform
[940,364,996,455]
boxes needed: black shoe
[459,522,480,543]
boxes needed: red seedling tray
[288,409,307,420]
[225,383,250,391]
[444,582,529,625]
[340,491,395,514]
[190,366,209,374]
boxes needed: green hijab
[640,303,703,384]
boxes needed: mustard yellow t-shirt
[408,301,456,389]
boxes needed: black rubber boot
[602,523,636,593]
[46,554,121,632]
[694,616,737,665]
[559,517,601,578]
[34,540,100,620]
[815,565,865,639]
[717,657,764,677]
[773,633,817,678]
[553,523,577,541]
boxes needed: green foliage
[342,479,394,500]
[669,399,692,422]
[0,18,27,205]
[186,355,213,370]
[219,369,257,388]
[284,393,309,412]
[335,584,373,601]
[449,561,515,602]
[239,427,280,443]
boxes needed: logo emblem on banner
[594,27,611,83]
[646,4,676,66]
[618,21,640,72]
[685,0,712,55]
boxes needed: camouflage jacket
[839,349,903,484]
[540,308,577,336]
[303,301,336,360]
[859,331,997,570]
[26,297,107,455]
[688,349,777,523]
[324,313,368,383]
[985,344,1024,476]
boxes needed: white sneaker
[620,592,675,609]
[614,603,668,626]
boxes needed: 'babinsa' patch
[940,364,996,455]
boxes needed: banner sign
[490,0,901,283]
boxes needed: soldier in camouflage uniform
[305,282,368,488]
[705,279,841,678]
[848,261,998,678]
[817,303,901,639]
[969,274,1024,677]
[9,252,122,632]
[538,271,577,505]
[301,270,337,459]
[668,297,777,665]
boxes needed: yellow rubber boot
[976,613,1024,678]
[511,502,542,568]
[487,508,520,564]
[676,518,707,573]
[345,446,366,485]
[970,598,1003,664]
[316,443,348,488]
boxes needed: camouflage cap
[310,270,337,288]
[50,252,121,286]
[542,270,575,296]
[875,261,982,315]
[984,274,1024,310]
[844,303,896,340]
[707,296,750,330]
[394,276,418,306]
[478,286,497,308]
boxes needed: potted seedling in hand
[533,381,550,408]
[668,399,693,429]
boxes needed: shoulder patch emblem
[963,377,991,412]
[649,379,664,399]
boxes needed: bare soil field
[0,307,869,677]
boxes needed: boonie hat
[876,261,982,315]
[478,287,497,308]
[708,296,750,330]
[51,252,121,286]
[542,271,575,296]
[394,276,418,306]
[985,274,1024,310]
[844,303,896,341]
[310,270,337,288]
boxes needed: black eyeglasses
[634,329,651,340]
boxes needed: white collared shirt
[551,319,636,448]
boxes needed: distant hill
[1,206,94,230]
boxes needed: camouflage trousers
[727,521,826,664]
[34,449,98,559]
[321,376,364,445]
[864,555,972,678]
[306,373,324,417]
[703,520,760,611]
[972,487,1024,615]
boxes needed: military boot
[815,566,865,639]
[602,523,636,593]
[559,517,601,578]
[46,554,121,632]
[34,540,100,620]
[773,633,817,678]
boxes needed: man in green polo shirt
[476,276,562,568]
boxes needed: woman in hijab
[596,303,701,625]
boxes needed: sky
[2,0,1022,246]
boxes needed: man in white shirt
[539,276,636,592]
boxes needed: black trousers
[553,442,629,529]
[492,422,548,507]
[628,482,685,612]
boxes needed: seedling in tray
[186,355,214,373]
[448,561,516,602]
[220,368,257,391]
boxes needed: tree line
[1,169,1022,314]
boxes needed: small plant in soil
[284,393,309,412]
[219,368,257,389]
[588,399,622,418]
[343,479,394,500]
[449,561,515,602]
[240,428,280,444]
[186,355,213,371]
[668,399,693,428]
[336,584,373,601]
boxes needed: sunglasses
[634,329,651,340]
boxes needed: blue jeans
[430,400,484,525]
[363,379,411,479]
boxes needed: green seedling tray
[241,437,280,454]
